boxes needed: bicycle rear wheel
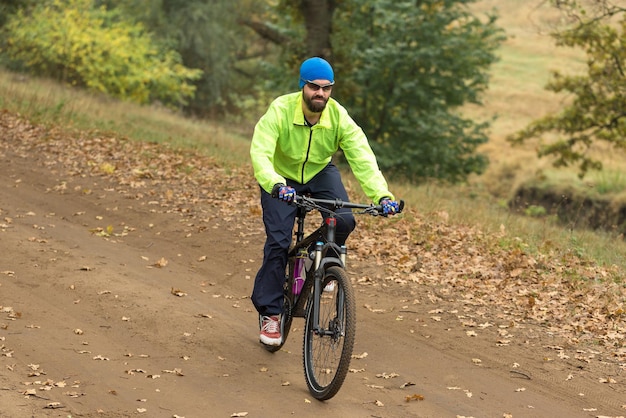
[303,265,355,400]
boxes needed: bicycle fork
[310,237,348,339]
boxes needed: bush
[2,0,202,107]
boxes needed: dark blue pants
[251,163,356,316]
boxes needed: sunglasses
[302,79,334,92]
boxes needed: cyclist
[250,56,400,346]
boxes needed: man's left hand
[380,199,400,216]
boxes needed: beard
[304,94,328,113]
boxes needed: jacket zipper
[301,128,313,184]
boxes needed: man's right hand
[272,184,296,203]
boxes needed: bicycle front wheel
[303,265,356,400]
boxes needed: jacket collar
[294,92,332,129]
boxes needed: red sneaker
[260,315,281,346]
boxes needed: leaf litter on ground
[0,110,624,386]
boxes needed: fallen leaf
[171,288,187,297]
[376,372,399,379]
[154,257,168,268]
[162,368,184,376]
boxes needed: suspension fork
[310,215,348,336]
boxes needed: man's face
[302,79,333,113]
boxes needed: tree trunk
[299,0,336,62]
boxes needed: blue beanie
[299,57,334,88]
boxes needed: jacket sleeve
[250,102,287,194]
[337,110,394,204]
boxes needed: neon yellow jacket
[250,92,394,204]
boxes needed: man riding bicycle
[250,56,400,346]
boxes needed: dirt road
[1,112,624,417]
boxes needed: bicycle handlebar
[293,195,404,216]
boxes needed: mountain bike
[262,194,404,400]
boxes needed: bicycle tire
[303,265,356,400]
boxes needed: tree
[160,0,241,115]
[241,0,335,91]
[299,0,336,60]
[251,0,504,182]
[507,0,626,177]
[334,0,504,183]
[245,0,335,59]
[109,0,278,117]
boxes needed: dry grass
[415,0,626,267]
[467,1,588,193]
[0,72,250,165]
[469,1,626,191]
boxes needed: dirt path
[0,113,624,417]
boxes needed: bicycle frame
[285,195,403,320]
[287,202,345,320]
